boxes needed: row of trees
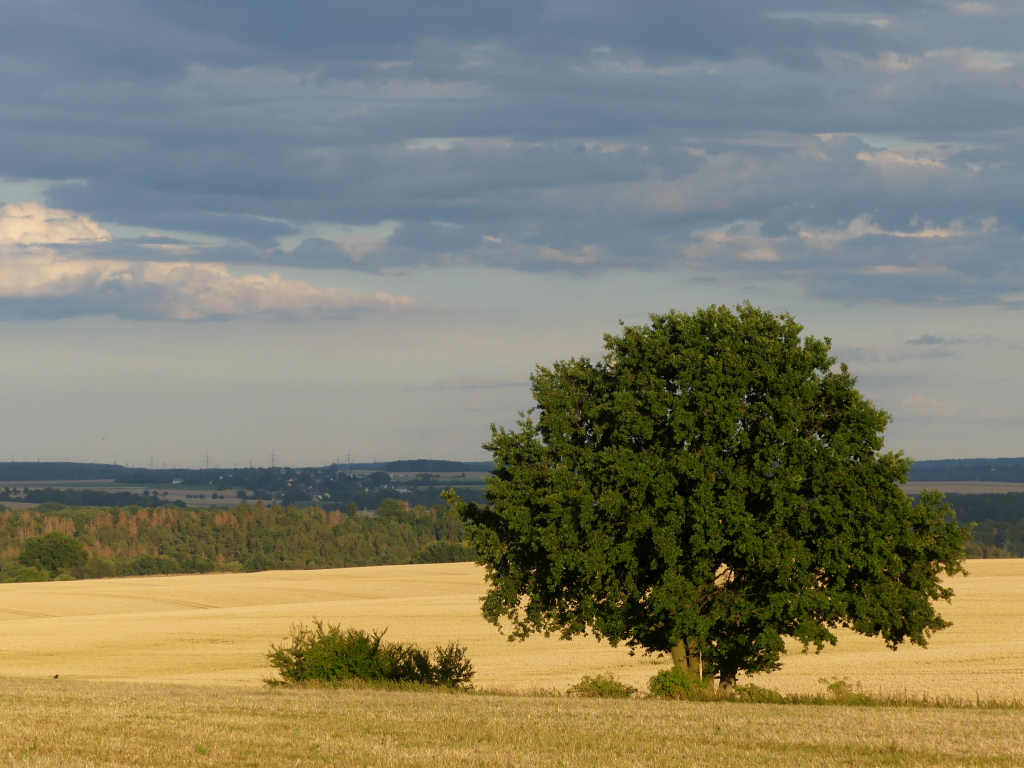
[0,499,475,582]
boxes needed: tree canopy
[18,532,88,576]
[448,304,968,685]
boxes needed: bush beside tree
[266,620,474,689]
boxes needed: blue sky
[1,1,1022,466]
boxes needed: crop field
[1,560,1022,766]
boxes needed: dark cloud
[2,0,1024,304]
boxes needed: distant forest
[909,457,1024,483]
[5,455,1024,483]
[0,500,475,583]
[0,458,1022,582]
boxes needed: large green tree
[448,304,968,686]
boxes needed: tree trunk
[669,638,703,680]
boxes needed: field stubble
[2,677,1023,768]
[1,560,1022,700]
[1,560,1023,767]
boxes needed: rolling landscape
[0,457,1023,766]
[5,1,1024,765]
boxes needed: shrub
[267,620,474,689]
[820,677,875,705]
[648,667,715,700]
[722,684,787,704]
[430,641,475,688]
[566,674,637,698]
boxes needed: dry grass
[0,562,664,691]
[0,562,663,691]
[2,677,1023,767]
[1,560,1023,766]
[2,560,1023,699]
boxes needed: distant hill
[3,457,1022,482]
[909,458,1024,484]
[0,459,493,482]
[0,462,124,482]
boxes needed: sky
[1,1,1023,467]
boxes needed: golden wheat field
[1,560,1023,767]
[0,559,1023,698]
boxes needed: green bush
[267,620,474,689]
[820,677,875,705]
[429,641,475,688]
[648,667,715,700]
[566,674,637,698]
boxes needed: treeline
[947,493,1024,558]
[0,500,475,583]
[0,487,187,508]
[0,460,493,482]
[0,462,122,482]
[114,467,487,508]
[924,493,1024,558]
[910,457,1024,483]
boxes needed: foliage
[412,541,477,564]
[0,563,50,582]
[566,673,637,698]
[939,494,1024,557]
[819,678,874,706]
[266,620,474,689]
[18,532,88,576]
[648,667,715,700]
[450,304,969,686]
[0,500,472,579]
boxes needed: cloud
[925,48,1019,73]
[855,149,945,171]
[795,215,991,251]
[952,2,997,15]
[0,1,1023,307]
[0,202,111,245]
[684,221,783,265]
[904,334,992,346]
[0,248,413,321]
[907,334,956,345]
[535,244,603,266]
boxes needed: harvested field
[2,676,1023,768]
[0,560,1022,700]
[1,560,1023,767]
